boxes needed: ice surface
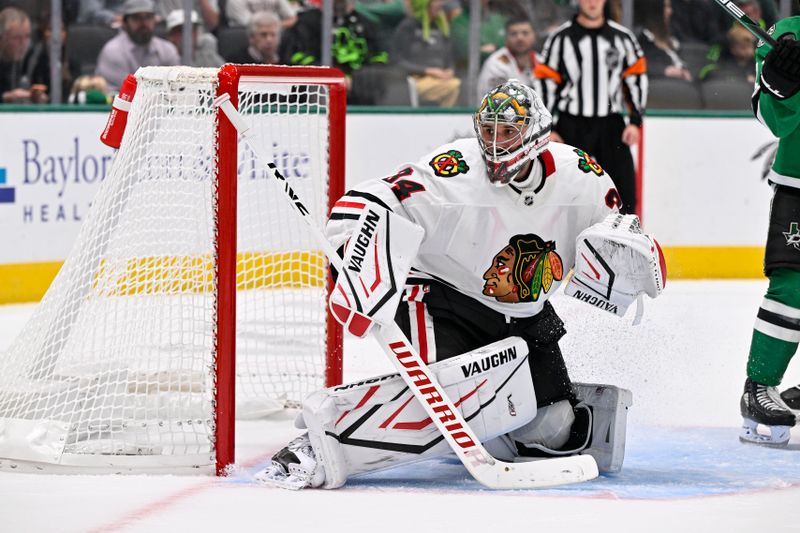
[2,281,800,532]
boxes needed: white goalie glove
[564,214,666,322]
[329,206,424,337]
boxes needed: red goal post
[216,65,346,474]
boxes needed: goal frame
[0,65,344,476]
[215,64,345,475]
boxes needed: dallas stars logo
[784,222,800,250]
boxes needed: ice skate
[740,378,796,447]
[780,385,800,411]
[254,434,324,490]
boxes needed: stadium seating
[375,66,413,106]
[67,24,117,75]
[216,26,248,62]
[678,41,711,78]
[700,78,753,111]
[648,77,703,110]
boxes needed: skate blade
[739,418,792,447]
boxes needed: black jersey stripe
[330,213,361,221]
[758,308,800,331]
[343,190,394,211]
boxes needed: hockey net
[0,66,345,473]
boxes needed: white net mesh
[0,67,338,469]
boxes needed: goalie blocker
[329,205,424,337]
[255,337,631,489]
[565,213,666,321]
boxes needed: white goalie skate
[254,434,324,490]
[740,378,796,447]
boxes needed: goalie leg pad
[511,383,632,473]
[483,399,575,461]
[573,383,632,473]
[509,399,575,450]
[301,336,537,488]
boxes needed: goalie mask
[474,80,552,186]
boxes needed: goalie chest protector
[329,139,619,318]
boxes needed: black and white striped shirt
[535,17,648,126]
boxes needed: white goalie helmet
[473,80,552,186]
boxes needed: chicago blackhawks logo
[574,148,604,176]
[784,222,800,250]
[429,150,470,177]
[482,234,563,303]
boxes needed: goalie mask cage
[0,65,345,475]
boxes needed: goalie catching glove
[329,206,424,337]
[564,213,666,320]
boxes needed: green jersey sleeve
[754,17,800,138]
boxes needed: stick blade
[473,454,599,490]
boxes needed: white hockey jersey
[327,138,620,318]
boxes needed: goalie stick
[214,92,599,489]
[713,0,778,49]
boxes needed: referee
[534,0,648,215]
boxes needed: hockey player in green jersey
[741,8,800,446]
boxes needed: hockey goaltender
[255,80,666,490]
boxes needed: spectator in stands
[443,0,462,20]
[669,0,725,44]
[333,0,388,104]
[476,18,537,103]
[156,0,219,31]
[0,7,35,103]
[635,0,692,81]
[278,5,318,64]
[699,23,757,84]
[225,0,297,29]
[71,0,83,24]
[165,9,224,67]
[21,13,81,103]
[78,0,127,27]
[280,0,388,104]
[95,0,180,92]
[228,11,281,63]
[714,0,778,33]
[68,74,110,104]
[450,0,509,68]
[391,0,460,107]
[351,0,406,37]
[752,0,778,26]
